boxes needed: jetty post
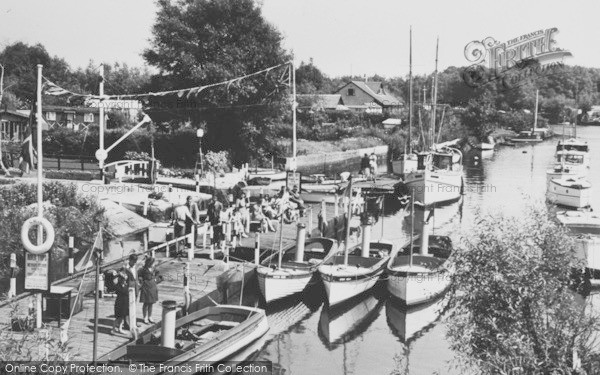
[254,232,260,265]
[361,219,372,258]
[68,236,74,275]
[295,223,306,262]
[420,207,431,255]
[161,300,177,348]
[8,253,16,298]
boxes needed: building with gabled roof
[334,81,402,114]
[297,94,349,112]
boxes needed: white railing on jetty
[103,160,150,182]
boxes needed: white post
[128,287,137,339]
[8,253,16,298]
[195,175,200,194]
[295,223,306,262]
[68,236,74,275]
[183,263,191,314]
[420,207,430,256]
[209,243,215,261]
[254,232,260,265]
[188,226,195,261]
[308,206,313,237]
[143,231,148,253]
[361,221,371,258]
[99,64,105,183]
[142,200,148,217]
[161,300,177,348]
[202,224,208,250]
[35,64,44,330]
[334,193,339,217]
[98,273,104,298]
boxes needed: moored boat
[257,236,338,304]
[248,168,287,181]
[546,177,592,209]
[546,163,585,184]
[99,304,269,368]
[402,146,464,206]
[556,210,600,235]
[319,239,392,307]
[511,130,543,143]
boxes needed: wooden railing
[103,160,151,182]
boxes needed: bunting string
[42,61,292,102]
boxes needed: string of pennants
[42,61,292,103]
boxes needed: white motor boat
[556,138,589,153]
[555,150,590,171]
[556,210,600,235]
[319,240,392,307]
[402,146,464,206]
[546,177,592,209]
[546,163,586,184]
[386,235,453,306]
[257,237,338,304]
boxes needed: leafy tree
[460,97,498,140]
[447,205,599,374]
[143,0,291,165]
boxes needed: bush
[44,170,101,181]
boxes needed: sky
[0,0,598,78]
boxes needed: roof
[337,81,403,107]
[43,105,100,114]
[297,94,347,110]
[100,199,153,237]
[0,109,29,119]
[382,118,402,125]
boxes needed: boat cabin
[557,139,589,153]
[556,151,586,165]
[516,131,542,140]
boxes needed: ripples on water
[240,126,600,375]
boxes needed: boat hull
[319,257,388,307]
[387,268,451,306]
[257,268,314,303]
[546,180,592,209]
[404,169,462,206]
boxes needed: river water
[243,125,600,375]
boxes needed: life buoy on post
[21,217,55,254]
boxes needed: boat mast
[408,26,413,154]
[533,89,539,132]
[277,215,284,270]
[431,37,439,149]
[409,191,414,268]
[343,177,353,266]
[291,59,297,168]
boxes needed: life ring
[21,217,55,254]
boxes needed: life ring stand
[21,217,55,254]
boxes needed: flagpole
[409,191,414,268]
[35,64,44,329]
[92,226,101,363]
[99,64,105,182]
[343,177,353,266]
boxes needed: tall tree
[143,0,291,164]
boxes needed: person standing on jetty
[185,195,201,241]
[139,257,159,324]
[112,269,129,334]
[369,152,378,179]
[125,254,140,328]
[173,202,199,256]
[361,153,370,177]
[207,195,224,246]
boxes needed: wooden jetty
[0,201,348,361]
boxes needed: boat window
[417,154,427,169]
[557,144,589,152]
[432,154,452,170]
[558,154,584,164]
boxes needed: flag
[20,98,37,172]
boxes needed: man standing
[125,254,140,329]
[207,195,224,246]
[173,202,198,256]
[184,196,200,238]
[360,153,370,177]
[369,152,378,179]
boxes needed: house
[335,81,402,114]
[41,105,104,131]
[382,118,402,130]
[0,109,29,142]
[297,94,349,112]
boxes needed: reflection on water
[246,126,600,374]
[318,288,385,349]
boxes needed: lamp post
[196,128,204,177]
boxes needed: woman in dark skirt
[112,270,129,334]
[139,257,159,324]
